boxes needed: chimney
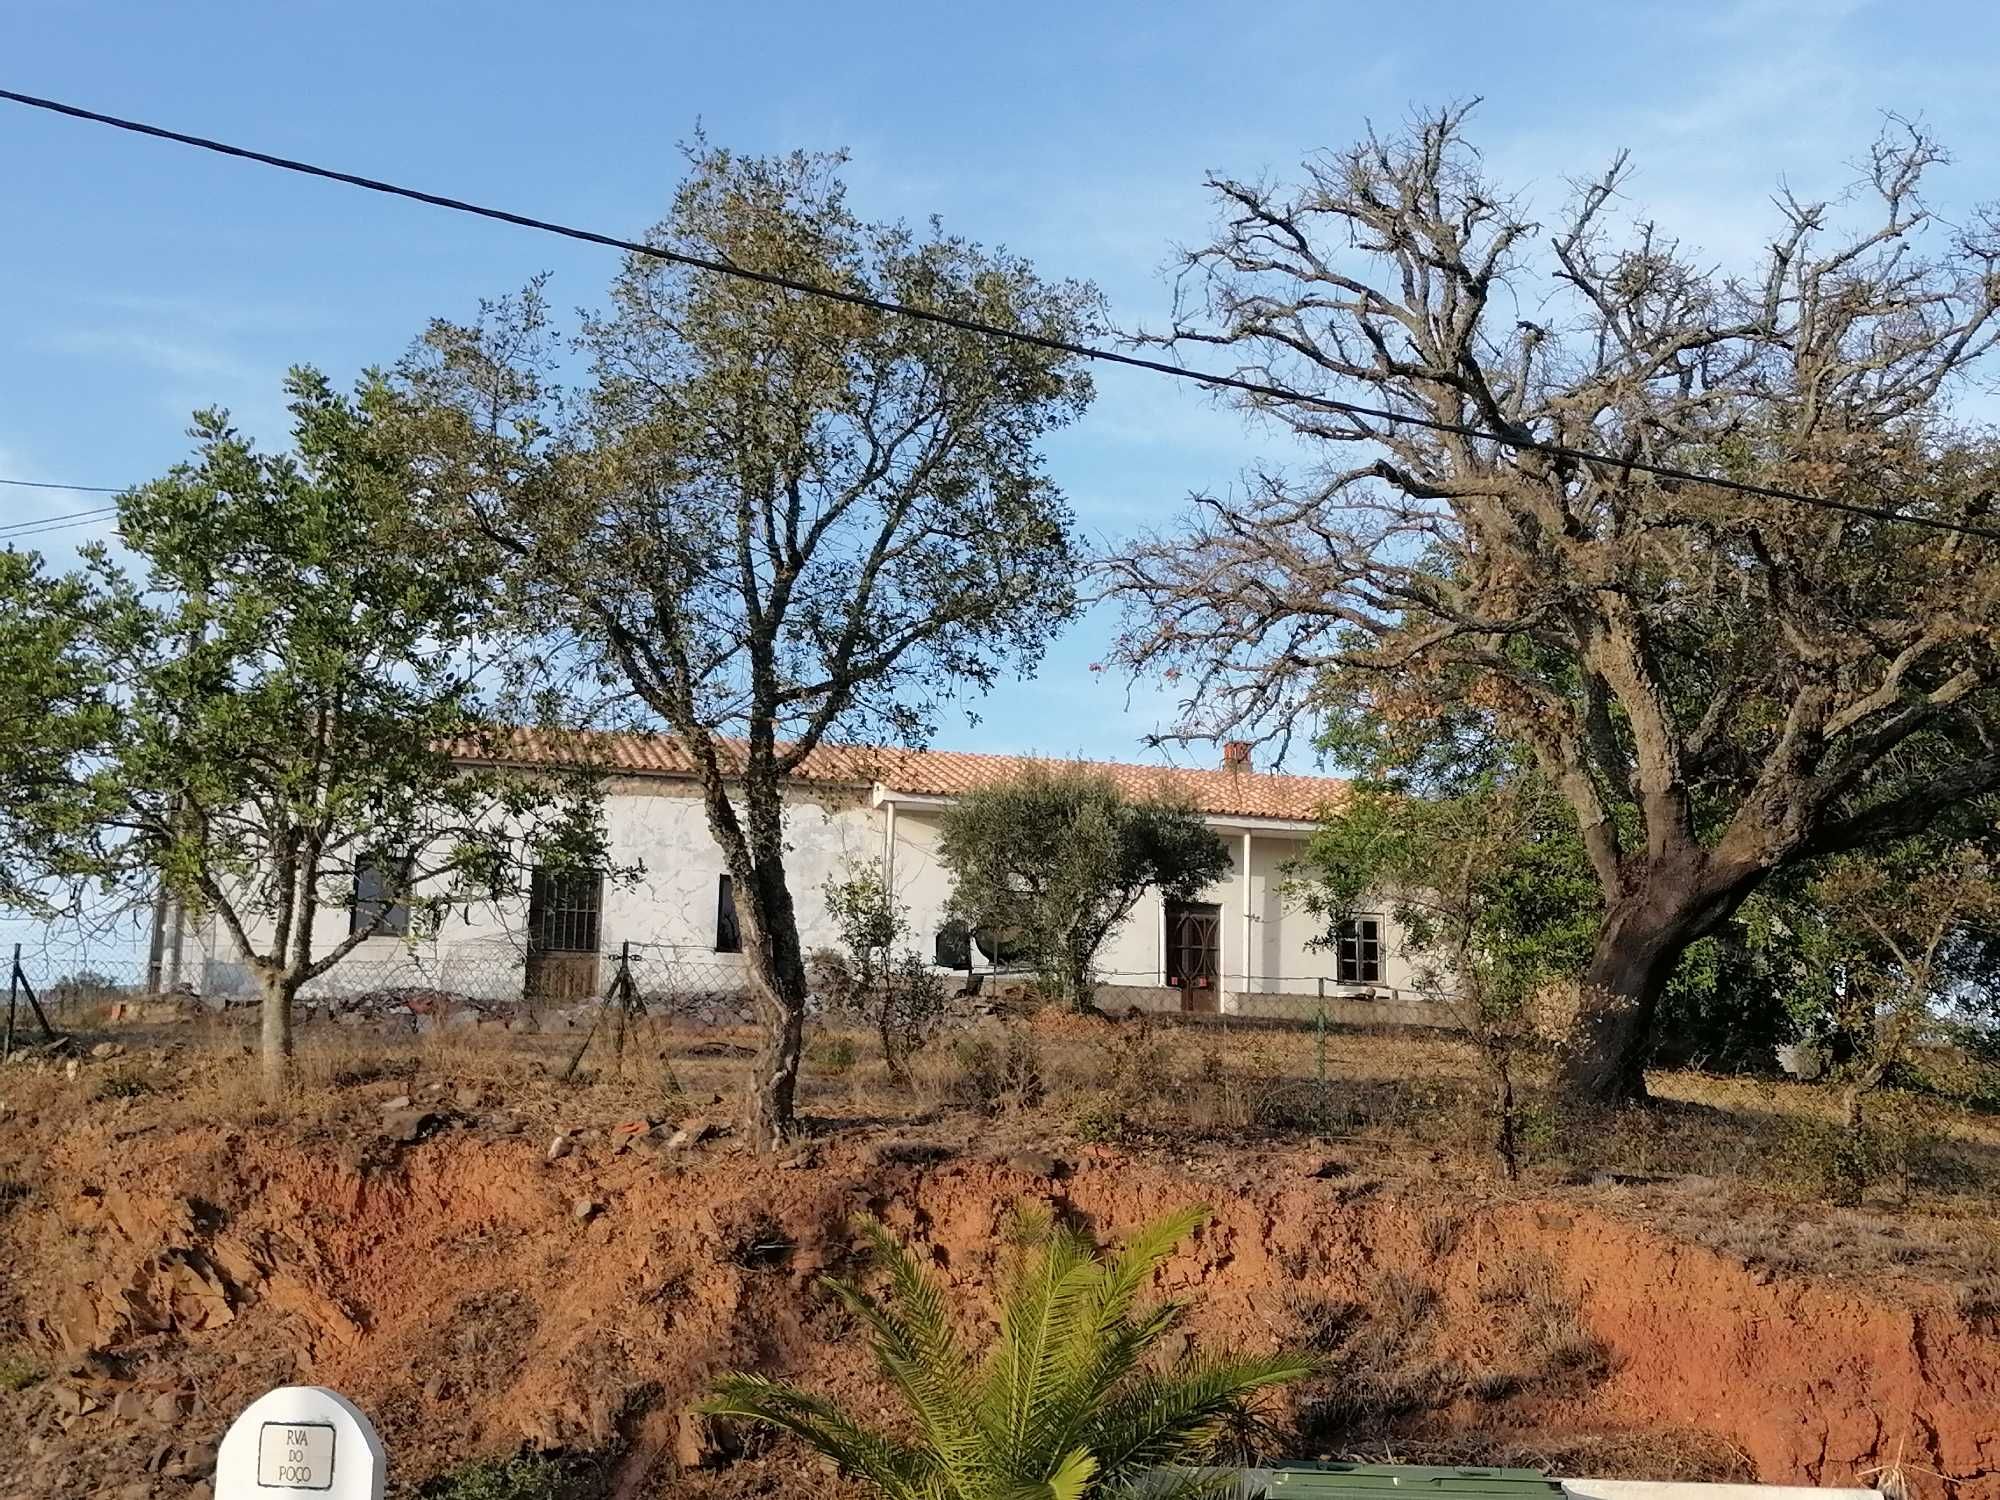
[1222,740,1251,769]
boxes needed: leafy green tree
[1110,107,2000,1101]
[399,144,1099,1147]
[937,765,1231,1013]
[1292,771,1599,1174]
[812,859,949,1088]
[705,1206,1313,1500]
[0,372,606,1097]
[0,549,124,911]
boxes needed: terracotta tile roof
[463,728,1346,824]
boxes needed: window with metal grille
[1337,916,1382,983]
[715,874,742,953]
[350,854,410,937]
[527,867,602,954]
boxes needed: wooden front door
[525,867,604,1001]
[1165,900,1222,1013]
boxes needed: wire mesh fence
[5,941,1466,1031]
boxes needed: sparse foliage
[937,765,1231,1012]
[1110,104,2000,1101]
[813,860,949,1087]
[1776,840,2000,1199]
[400,144,1100,1147]
[1291,770,1597,1175]
[705,1206,1313,1500]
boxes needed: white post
[217,1385,385,1499]
[1239,829,1254,1010]
[883,797,898,894]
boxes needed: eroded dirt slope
[3,1113,1997,1500]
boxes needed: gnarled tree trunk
[1560,860,1760,1101]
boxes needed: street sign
[216,1386,385,1499]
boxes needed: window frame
[1336,915,1383,984]
[349,852,411,938]
[527,867,604,955]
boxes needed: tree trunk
[259,971,298,1101]
[1559,866,1752,1102]
[741,842,812,1152]
[748,964,808,1152]
[878,993,911,1089]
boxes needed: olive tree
[0,372,606,1097]
[400,145,1099,1146]
[936,764,1231,1012]
[1109,105,2000,1100]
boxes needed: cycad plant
[704,1204,1313,1499]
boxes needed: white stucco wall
[184,772,1428,1012]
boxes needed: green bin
[1265,1464,1565,1500]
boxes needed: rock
[572,1196,600,1222]
[662,1128,694,1152]
[379,1109,442,1144]
[148,1390,189,1424]
[1006,1149,1062,1178]
[777,1146,817,1170]
[48,1384,93,1416]
[89,1042,125,1060]
[548,1132,573,1162]
[422,1371,447,1402]
[111,1388,147,1422]
[485,1115,525,1137]
[453,1086,483,1110]
[865,1140,955,1168]
[379,1094,412,1111]
[1306,1156,1351,1179]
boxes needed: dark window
[715,874,742,953]
[350,854,410,937]
[935,919,972,970]
[528,867,602,954]
[1337,917,1382,984]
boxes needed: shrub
[0,1352,43,1392]
[808,1035,858,1076]
[1069,1093,1129,1144]
[951,1028,1044,1111]
[419,1453,597,1500]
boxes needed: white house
[189,732,1446,1023]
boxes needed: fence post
[3,943,18,1060]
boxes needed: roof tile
[466,728,1345,823]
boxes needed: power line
[0,507,119,540]
[4,85,1999,544]
[0,476,124,494]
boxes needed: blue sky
[2,0,1996,898]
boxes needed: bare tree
[1108,105,2000,1099]
[401,146,1098,1146]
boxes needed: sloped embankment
[7,1126,1998,1497]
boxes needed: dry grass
[30,997,2000,1295]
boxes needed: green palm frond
[703,1372,933,1499]
[1083,1353,1319,1478]
[982,1215,1103,1483]
[825,1218,980,1477]
[706,1206,1307,1500]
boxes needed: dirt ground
[2,1006,1998,1500]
